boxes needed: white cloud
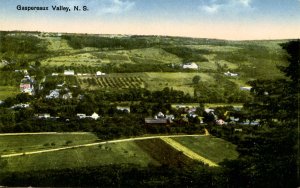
[98,0,135,14]
[199,0,253,14]
[236,0,252,7]
[202,4,221,14]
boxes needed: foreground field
[0,133,98,155]
[173,136,239,163]
[2,141,157,172]
[0,134,238,172]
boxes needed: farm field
[0,86,19,100]
[77,75,144,89]
[53,72,223,94]
[0,133,98,155]
[0,134,238,172]
[1,141,157,172]
[173,136,239,164]
[144,72,216,95]
[0,34,289,101]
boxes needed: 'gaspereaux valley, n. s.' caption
[16,5,89,12]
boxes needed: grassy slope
[0,133,98,155]
[0,34,289,98]
[173,136,238,164]
[0,86,19,100]
[1,135,238,172]
[3,141,157,172]
[42,37,287,90]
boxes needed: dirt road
[161,137,219,167]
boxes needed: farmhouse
[62,92,73,100]
[145,118,168,124]
[90,112,100,120]
[11,103,30,109]
[240,86,252,91]
[216,119,226,125]
[77,112,100,120]
[77,113,87,119]
[96,71,106,76]
[145,112,174,125]
[36,113,51,119]
[46,89,60,99]
[183,62,198,69]
[116,106,130,113]
[64,70,75,76]
[224,71,238,77]
[20,77,34,95]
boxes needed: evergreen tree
[224,40,299,187]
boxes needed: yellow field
[160,137,219,167]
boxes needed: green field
[173,136,238,163]
[0,34,287,99]
[2,141,157,172]
[0,134,238,172]
[0,133,98,155]
[0,86,20,100]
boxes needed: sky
[0,0,300,40]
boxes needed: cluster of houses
[145,112,175,124]
[46,89,72,99]
[76,112,100,120]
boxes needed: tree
[192,75,200,84]
[223,40,299,187]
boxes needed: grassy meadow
[0,135,238,172]
[0,86,19,100]
[2,141,157,172]
[173,136,239,163]
[0,133,98,155]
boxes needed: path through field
[0,134,207,158]
[160,137,219,167]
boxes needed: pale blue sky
[1,0,300,40]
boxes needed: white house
[77,113,87,119]
[77,112,99,120]
[224,71,238,77]
[52,73,59,76]
[90,112,100,120]
[11,103,30,109]
[183,62,198,69]
[64,70,75,76]
[240,86,252,91]
[62,92,73,100]
[46,89,60,99]
[96,71,106,76]
[116,106,130,113]
[20,77,34,95]
[157,112,165,118]
[37,113,51,119]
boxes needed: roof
[145,118,168,124]
[183,62,198,69]
[64,70,75,75]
